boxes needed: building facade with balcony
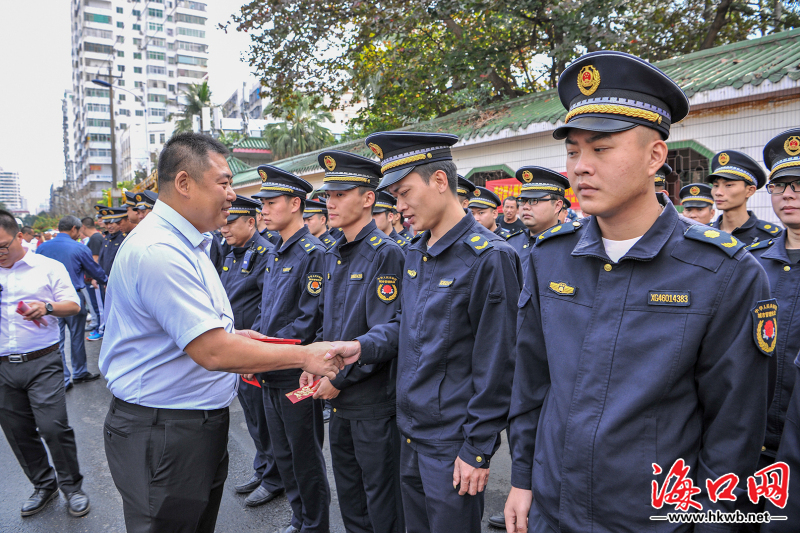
[70,0,209,201]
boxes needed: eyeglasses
[0,235,17,255]
[520,196,555,206]
[767,179,800,195]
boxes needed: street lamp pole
[106,71,118,190]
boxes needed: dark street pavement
[0,330,512,532]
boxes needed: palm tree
[261,96,336,160]
[173,81,213,133]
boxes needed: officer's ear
[745,184,758,199]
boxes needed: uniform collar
[276,225,311,254]
[152,201,206,249]
[390,228,402,241]
[411,212,476,257]
[760,231,791,263]
[331,220,378,258]
[573,196,677,262]
[712,210,757,232]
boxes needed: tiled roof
[226,155,251,175]
[234,28,800,186]
[232,136,271,151]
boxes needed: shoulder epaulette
[683,224,745,258]
[299,238,317,254]
[410,232,424,243]
[323,236,335,246]
[256,244,269,255]
[756,220,782,236]
[396,238,408,247]
[747,239,775,252]
[368,235,387,249]
[464,232,494,256]
[497,227,511,238]
[536,221,583,245]
[505,227,524,239]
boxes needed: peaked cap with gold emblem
[763,128,800,183]
[227,195,261,223]
[654,163,672,187]
[468,186,502,210]
[124,191,138,208]
[252,165,313,199]
[679,182,713,208]
[705,150,766,189]
[515,166,571,202]
[457,175,476,198]
[554,51,689,140]
[302,199,328,219]
[373,191,397,214]
[365,131,460,190]
[100,206,128,222]
[317,150,381,191]
[135,190,158,210]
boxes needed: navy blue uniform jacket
[219,232,273,330]
[509,203,771,532]
[712,210,782,244]
[356,214,522,468]
[98,230,126,277]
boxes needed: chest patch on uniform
[376,275,399,303]
[407,269,417,279]
[350,272,363,280]
[548,281,576,296]
[306,274,323,297]
[439,278,455,287]
[282,267,293,273]
[752,299,778,356]
[648,290,691,306]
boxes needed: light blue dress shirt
[99,201,237,409]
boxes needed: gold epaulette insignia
[684,224,745,257]
[465,232,493,256]
[536,221,582,245]
[747,239,775,252]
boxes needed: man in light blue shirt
[99,133,343,533]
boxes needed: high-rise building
[0,167,22,211]
[70,0,209,200]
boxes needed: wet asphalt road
[0,332,511,532]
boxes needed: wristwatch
[45,303,54,315]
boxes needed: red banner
[486,173,578,212]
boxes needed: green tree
[173,81,213,133]
[261,95,336,159]
[218,130,243,149]
[227,0,799,132]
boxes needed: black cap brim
[252,190,289,199]
[681,200,714,209]
[770,168,800,182]
[553,116,638,140]
[519,190,557,199]
[705,172,758,187]
[318,182,359,192]
[226,213,249,223]
[378,166,415,191]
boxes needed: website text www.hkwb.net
[651,510,787,524]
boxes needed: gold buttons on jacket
[406,438,411,444]
[476,456,482,463]
[274,257,278,262]
[337,260,341,265]
[423,257,428,262]
[784,266,791,272]
[604,264,612,272]
[333,408,336,412]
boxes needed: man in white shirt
[20,226,37,253]
[0,210,91,518]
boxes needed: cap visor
[705,172,749,184]
[770,168,800,182]
[252,190,288,199]
[378,166,415,191]
[226,214,244,223]
[681,200,713,208]
[519,190,552,199]
[553,116,638,140]
[319,182,360,191]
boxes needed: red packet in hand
[285,379,321,404]
[256,337,301,345]
[16,301,48,328]
[241,375,261,388]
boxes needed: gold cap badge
[689,186,700,196]
[368,143,383,160]
[136,194,142,201]
[577,65,601,96]
[522,170,533,183]
[718,153,730,166]
[785,136,800,157]
[474,189,481,197]
[259,169,268,183]
[323,155,336,171]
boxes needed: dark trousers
[262,386,330,532]
[0,350,83,494]
[58,290,88,383]
[86,286,101,332]
[330,414,404,533]
[399,438,484,533]
[104,398,229,533]
[237,380,283,492]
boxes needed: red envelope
[285,379,322,404]
[256,336,301,345]
[241,375,261,388]
[16,301,47,328]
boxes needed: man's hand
[91,279,99,289]
[312,377,340,400]
[299,371,316,388]
[453,456,490,496]
[241,374,255,381]
[325,340,361,366]
[303,342,343,380]
[504,487,532,533]
[22,302,47,321]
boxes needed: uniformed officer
[373,191,411,252]
[310,190,346,242]
[679,182,715,225]
[255,209,281,246]
[217,195,284,508]
[328,131,523,533]
[123,191,141,226]
[468,186,511,238]
[303,199,337,249]
[457,174,476,209]
[654,162,671,194]
[506,166,569,262]
[304,149,406,532]
[708,150,782,243]
[97,207,127,277]
[134,190,158,220]
[504,51,771,532]
[251,165,329,533]
[749,128,800,490]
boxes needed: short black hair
[58,215,82,232]
[158,132,229,191]
[21,225,34,235]
[504,196,518,205]
[81,217,95,228]
[414,160,458,194]
[0,209,20,237]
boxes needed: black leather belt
[111,397,228,422]
[0,343,58,364]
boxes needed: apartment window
[168,84,175,92]
[117,22,124,28]
[132,24,141,31]
[89,149,111,157]
[119,123,128,130]
[150,37,166,47]
[167,28,174,37]
[118,109,131,116]
[134,52,141,60]
[148,80,166,88]
[87,103,110,112]
[181,1,207,11]
[133,38,141,45]
[148,94,166,103]
[148,8,163,17]
[117,65,125,72]
[135,110,144,116]
[84,13,111,24]
[150,108,166,117]
[177,55,207,67]
[117,50,124,57]
[85,88,109,98]
[150,134,155,144]
[85,28,113,39]
[116,7,123,13]
[177,69,204,79]
[116,36,124,43]
[134,66,142,73]
[86,118,111,127]
[160,134,166,143]
[167,15,172,22]
[168,70,174,77]
[148,51,166,61]
[147,65,166,75]
[176,14,206,25]
[119,94,126,101]
[118,80,125,86]
[177,41,207,53]
[168,43,174,50]
[149,22,163,32]
[88,133,111,142]
[132,10,141,17]
[134,81,143,88]
[177,27,204,38]
[84,42,113,54]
